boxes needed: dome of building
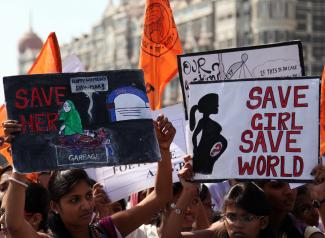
[18,30,43,53]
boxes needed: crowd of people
[0,115,324,238]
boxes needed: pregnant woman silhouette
[190,93,227,174]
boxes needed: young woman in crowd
[3,115,175,238]
[292,185,321,229]
[161,159,271,238]
[257,180,323,238]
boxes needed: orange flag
[0,105,12,166]
[0,105,7,138]
[320,66,325,156]
[28,32,62,74]
[139,0,182,110]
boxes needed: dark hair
[25,182,50,231]
[48,169,92,238]
[292,185,309,216]
[190,94,219,131]
[296,184,308,197]
[199,184,210,201]
[223,182,271,216]
[172,182,183,196]
[117,199,127,211]
[48,169,92,202]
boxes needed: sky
[0,0,116,103]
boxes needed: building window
[284,2,288,18]
[297,22,307,31]
[263,31,268,44]
[259,1,270,18]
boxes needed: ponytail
[189,105,198,131]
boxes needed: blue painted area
[106,86,149,122]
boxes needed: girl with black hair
[161,160,271,238]
[3,115,175,238]
[215,182,271,238]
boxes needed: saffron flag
[28,32,62,74]
[139,0,182,110]
[0,105,12,166]
[320,65,325,156]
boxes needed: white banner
[188,77,319,181]
[178,41,304,116]
[87,104,188,201]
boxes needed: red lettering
[47,113,59,131]
[294,85,308,107]
[15,88,29,109]
[246,87,262,109]
[34,113,47,132]
[55,86,67,106]
[268,131,283,152]
[238,156,256,175]
[256,155,266,175]
[19,112,59,133]
[19,114,35,133]
[41,88,53,106]
[239,130,254,153]
[293,156,303,177]
[281,156,292,177]
[264,113,276,130]
[266,155,280,177]
[286,131,301,152]
[31,87,43,107]
[291,112,303,130]
[251,113,263,130]
[262,87,277,108]
[278,112,290,130]
[254,131,267,152]
[278,86,291,108]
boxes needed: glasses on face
[223,212,264,223]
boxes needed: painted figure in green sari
[59,100,83,135]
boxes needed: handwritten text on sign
[239,85,308,177]
[189,77,319,181]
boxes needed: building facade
[19,0,325,105]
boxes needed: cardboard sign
[87,104,187,202]
[178,41,304,117]
[3,70,160,173]
[188,77,319,182]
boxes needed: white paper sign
[188,77,319,181]
[87,104,188,201]
[178,41,304,116]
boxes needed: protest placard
[178,41,304,117]
[3,70,160,173]
[188,77,319,182]
[87,103,188,202]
